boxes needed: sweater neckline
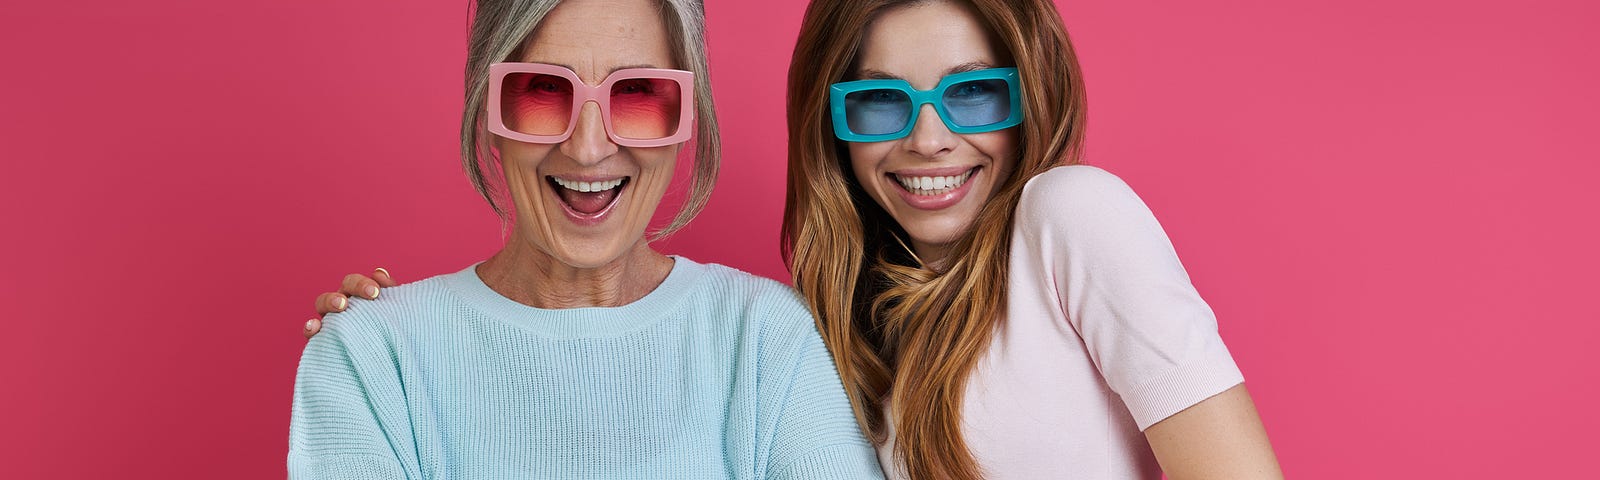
[442,256,705,338]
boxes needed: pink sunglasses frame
[486,62,696,148]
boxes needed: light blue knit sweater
[289,257,884,479]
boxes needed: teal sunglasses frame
[828,67,1023,142]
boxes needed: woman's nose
[559,101,619,165]
[903,103,957,159]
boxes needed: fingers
[306,292,344,340]
[303,318,322,339]
[309,269,389,340]
[340,273,381,300]
[373,267,398,288]
[315,292,349,316]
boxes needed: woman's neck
[476,236,674,309]
[912,239,954,272]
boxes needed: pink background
[2,0,1596,478]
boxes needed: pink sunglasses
[487,62,696,148]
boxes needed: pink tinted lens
[501,72,574,136]
[608,78,682,140]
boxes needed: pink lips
[890,166,979,211]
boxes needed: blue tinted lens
[844,89,912,135]
[941,79,1010,127]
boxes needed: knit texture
[289,257,883,479]
[876,166,1245,479]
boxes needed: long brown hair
[781,0,1086,478]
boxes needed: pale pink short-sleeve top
[877,165,1245,479]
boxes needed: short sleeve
[288,315,419,479]
[1016,165,1244,431]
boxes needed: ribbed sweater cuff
[288,452,406,479]
[1121,343,1246,431]
[768,443,883,480]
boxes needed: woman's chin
[504,219,640,271]
[900,214,976,248]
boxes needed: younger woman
[782,1,1282,478]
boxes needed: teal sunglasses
[828,67,1023,142]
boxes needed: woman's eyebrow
[855,61,996,81]
[857,68,901,80]
[608,64,659,73]
[516,61,662,74]
[943,61,995,75]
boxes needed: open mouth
[889,167,978,196]
[547,176,629,219]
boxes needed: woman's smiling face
[844,0,1018,264]
[495,0,681,269]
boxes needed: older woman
[287,0,882,478]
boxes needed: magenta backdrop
[2,0,1595,478]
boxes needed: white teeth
[552,177,624,192]
[895,171,973,194]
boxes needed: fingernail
[335,296,348,310]
[375,267,390,278]
[367,286,380,299]
[304,319,316,331]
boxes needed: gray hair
[460,0,721,239]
